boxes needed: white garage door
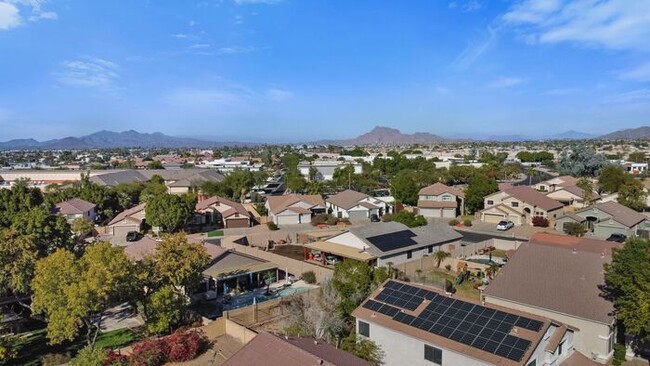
[112,225,137,238]
[348,210,368,221]
[419,208,440,218]
[442,208,456,219]
[483,213,505,224]
[277,215,298,226]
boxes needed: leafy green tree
[71,217,94,239]
[0,179,44,228]
[557,146,608,177]
[69,346,107,366]
[576,178,595,205]
[31,243,135,347]
[146,194,196,232]
[598,165,632,193]
[11,207,73,254]
[153,233,211,295]
[628,151,646,163]
[340,333,384,366]
[147,160,165,169]
[332,260,373,320]
[391,170,419,205]
[618,179,647,211]
[392,211,427,228]
[604,238,650,341]
[465,175,498,214]
[140,176,168,203]
[0,230,39,300]
[145,286,186,335]
[564,222,587,237]
[0,315,17,364]
[286,173,307,193]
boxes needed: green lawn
[11,324,139,366]
[207,229,224,237]
[491,249,507,258]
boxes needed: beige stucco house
[417,183,464,219]
[480,185,564,225]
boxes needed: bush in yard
[531,216,549,227]
[129,338,168,366]
[463,219,472,227]
[564,222,587,237]
[104,350,128,366]
[267,222,279,231]
[70,347,106,366]
[311,213,329,226]
[380,213,393,222]
[302,270,317,284]
[444,264,452,272]
[40,353,72,366]
[449,219,459,226]
[163,329,207,362]
[613,344,626,366]
[325,215,339,226]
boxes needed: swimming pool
[223,286,311,311]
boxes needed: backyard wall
[201,317,257,345]
[221,236,334,283]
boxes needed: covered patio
[202,251,279,295]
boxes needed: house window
[358,321,370,337]
[428,246,433,254]
[526,360,536,366]
[511,202,519,208]
[426,195,433,200]
[407,250,413,259]
[558,340,565,355]
[442,195,452,201]
[487,200,494,205]
[424,345,442,364]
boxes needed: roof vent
[572,248,577,254]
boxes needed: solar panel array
[362,281,544,362]
[366,230,418,252]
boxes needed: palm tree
[434,251,451,268]
[486,263,499,280]
[527,167,539,186]
[415,269,423,283]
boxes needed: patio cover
[304,241,376,262]
[203,252,278,280]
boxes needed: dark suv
[370,214,380,222]
[126,231,140,242]
[606,233,627,243]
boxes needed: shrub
[69,347,106,366]
[392,211,427,228]
[302,270,316,284]
[444,264,452,272]
[449,219,460,226]
[463,219,473,227]
[104,350,128,366]
[613,344,626,366]
[267,222,279,231]
[564,222,587,237]
[311,213,329,226]
[381,213,393,222]
[325,215,339,226]
[41,353,72,366]
[163,329,207,362]
[129,339,168,366]
[531,216,549,227]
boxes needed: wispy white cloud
[448,1,482,12]
[164,88,249,108]
[172,33,188,39]
[503,0,650,52]
[450,25,498,70]
[605,89,650,104]
[0,1,21,29]
[234,0,282,5]
[266,88,293,102]
[217,46,255,55]
[542,87,580,96]
[0,0,57,30]
[488,76,526,88]
[618,62,650,82]
[189,43,211,49]
[55,56,120,91]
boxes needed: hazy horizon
[1,1,650,141]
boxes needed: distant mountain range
[599,126,650,140]
[0,125,648,150]
[0,130,224,150]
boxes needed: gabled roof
[108,203,146,226]
[502,186,564,211]
[124,237,226,262]
[266,195,325,215]
[417,200,458,209]
[554,175,579,186]
[484,233,618,324]
[418,182,465,198]
[327,189,370,210]
[89,170,149,186]
[223,332,373,366]
[54,198,96,215]
[196,196,250,218]
[577,201,647,228]
[553,185,601,201]
[556,212,587,223]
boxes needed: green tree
[604,238,650,341]
[332,260,373,320]
[340,333,384,366]
[628,151,646,163]
[391,170,419,205]
[618,179,647,211]
[576,178,595,205]
[71,217,94,239]
[0,230,39,301]
[144,286,186,335]
[0,179,44,227]
[465,175,498,214]
[11,206,73,253]
[0,315,17,364]
[153,233,211,295]
[557,146,608,177]
[391,211,427,228]
[598,165,631,193]
[69,346,106,366]
[564,222,587,237]
[146,193,196,232]
[147,160,165,169]
[31,243,135,347]
[434,250,451,268]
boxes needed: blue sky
[1,0,650,142]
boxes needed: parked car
[496,220,514,231]
[325,254,340,265]
[126,231,141,242]
[606,233,627,243]
[370,214,380,222]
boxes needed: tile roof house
[89,169,224,195]
[322,221,462,266]
[223,332,373,366]
[483,233,619,363]
[265,195,326,225]
[195,196,252,229]
[534,175,579,193]
[53,198,96,222]
[353,279,576,366]
[545,184,601,209]
[555,201,650,239]
[480,186,564,226]
[325,189,389,221]
[417,183,465,219]
[107,203,146,238]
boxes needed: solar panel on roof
[366,230,418,252]
[369,281,541,362]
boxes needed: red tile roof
[54,198,96,215]
[418,182,465,197]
